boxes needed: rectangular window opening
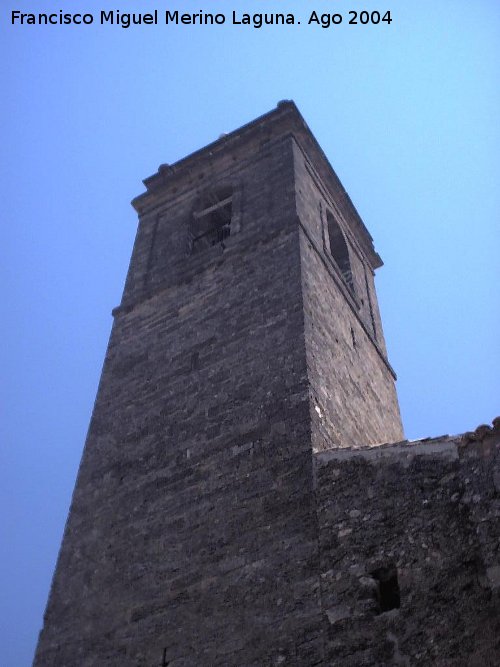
[191,195,232,254]
[371,565,400,613]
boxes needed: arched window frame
[325,210,355,293]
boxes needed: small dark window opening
[160,647,169,666]
[326,212,354,291]
[191,186,232,254]
[371,565,400,613]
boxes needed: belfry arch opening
[190,185,233,253]
[326,211,354,292]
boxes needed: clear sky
[2,1,499,664]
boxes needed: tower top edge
[132,100,382,269]
[135,100,301,197]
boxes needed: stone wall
[315,420,500,666]
[293,139,403,449]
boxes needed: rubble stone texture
[33,103,499,666]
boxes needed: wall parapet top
[315,417,500,468]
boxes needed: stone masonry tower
[34,102,403,666]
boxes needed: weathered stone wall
[293,140,403,449]
[315,422,500,666]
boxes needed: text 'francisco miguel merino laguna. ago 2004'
[11,9,394,29]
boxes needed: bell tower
[34,102,403,666]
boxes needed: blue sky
[2,1,499,664]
